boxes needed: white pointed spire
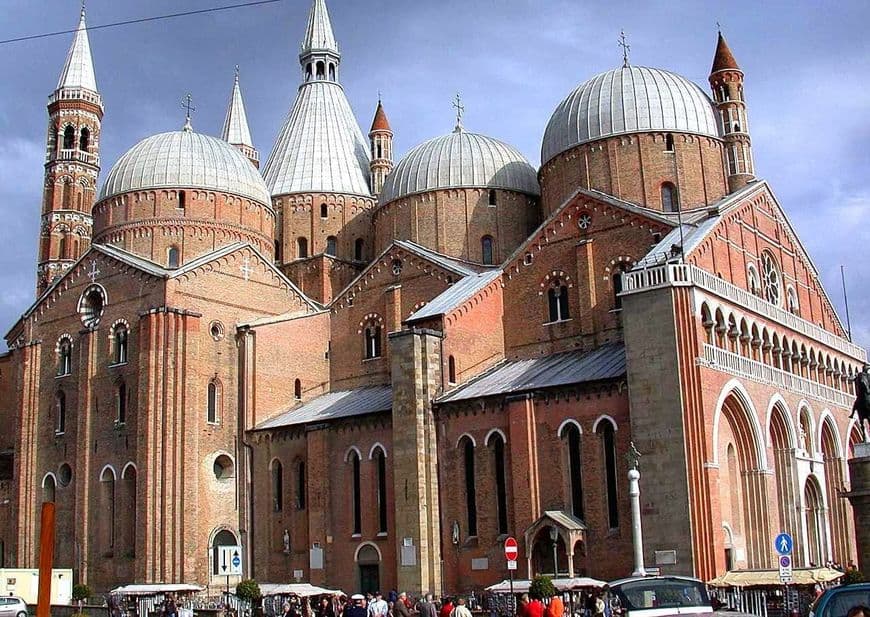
[56,5,98,92]
[222,66,254,147]
[301,0,339,56]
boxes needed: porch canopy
[259,583,344,598]
[708,568,844,588]
[524,510,588,579]
[110,584,205,596]
[486,577,606,594]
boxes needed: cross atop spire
[618,30,631,68]
[181,93,195,132]
[56,3,99,93]
[452,93,465,133]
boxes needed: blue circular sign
[232,555,241,567]
[774,533,793,555]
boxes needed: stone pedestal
[845,442,870,574]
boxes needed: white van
[608,576,713,617]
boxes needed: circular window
[213,454,235,481]
[78,285,106,328]
[209,321,225,341]
[578,213,593,230]
[391,259,403,276]
[761,252,781,306]
[58,463,72,487]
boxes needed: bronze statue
[851,364,870,441]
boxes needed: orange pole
[36,501,56,617]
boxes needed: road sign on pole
[774,533,793,556]
[507,560,517,570]
[779,554,793,583]
[504,537,518,561]
[219,545,243,576]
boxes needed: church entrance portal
[357,544,380,594]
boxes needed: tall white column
[629,467,646,577]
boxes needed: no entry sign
[504,536,518,561]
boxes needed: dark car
[810,584,870,617]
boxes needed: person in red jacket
[526,596,545,617]
[439,597,454,617]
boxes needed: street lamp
[549,526,559,577]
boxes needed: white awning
[110,584,204,596]
[258,583,344,598]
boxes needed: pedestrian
[439,597,454,617]
[450,598,472,617]
[394,593,412,617]
[283,602,294,617]
[594,593,605,617]
[347,596,368,617]
[526,594,544,617]
[517,594,530,617]
[369,592,389,617]
[163,594,178,617]
[419,594,438,617]
[319,597,337,617]
[545,593,563,617]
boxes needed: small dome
[380,130,539,205]
[99,129,271,205]
[542,66,721,165]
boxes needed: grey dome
[542,66,721,165]
[99,129,271,205]
[380,130,539,205]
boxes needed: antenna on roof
[841,265,853,341]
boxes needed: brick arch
[368,443,387,460]
[344,446,363,463]
[557,418,583,438]
[766,395,796,449]
[711,379,767,469]
[592,415,618,433]
[99,464,118,481]
[121,462,137,479]
[456,433,477,448]
[354,540,382,562]
[485,428,507,446]
[818,410,843,459]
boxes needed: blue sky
[1,0,869,351]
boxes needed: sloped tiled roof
[56,8,98,92]
[253,385,392,430]
[406,270,501,323]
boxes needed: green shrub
[72,584,92,602]
[530,575,556,600]
[236,579,262,602]
[843,569,865,585]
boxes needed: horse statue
[851,364,870,441]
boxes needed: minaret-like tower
[709,31,754,193]
[368,98,393,195]
[300,0,341,84]
[221,66,259,168]
[37,6,103,295]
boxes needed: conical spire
[222,67,254,147]
[370,99,391,133]
[301,0,338,56]
[56,5,98,92]
[711,31,740,73]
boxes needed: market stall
[109,584,205,617]
[258,583,345,617]
[485,577,607,617]
[708,567,844,617]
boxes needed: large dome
[380,129,539,205]
[99,128,271,205]
[542,66,721,165]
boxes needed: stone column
[628,466,646,577]
[844,442,870,573]
[389,328,443,596]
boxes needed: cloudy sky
[1,0,869,350]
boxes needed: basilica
[0,0,865,597]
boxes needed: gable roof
[252,384,392,430]
[437,342,625,404]
[406,269,502,323]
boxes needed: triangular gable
[329,239,491,310]
[502,186,677,278]
[681,180,849,336]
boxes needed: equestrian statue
[851,364,870,441]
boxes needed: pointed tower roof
[56,6,98,92]
[370,100,391,133]
[711,31,740,73]
[222,67,254,147]
[300,0,338,56]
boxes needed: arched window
[116,381,127,424]
[664,133,675,152]
[787,286,799,315]
[747,263,760,296]
[316,61,325,79]
[207,380,220,424]
[491,433,508,535]
[320,203,328,218]
[462,437,478,536]
[661,182,679,212]
[328,63,336,81]
[761,251,782,306]
[325,236,337,256]
[178,191,186,210]
[376,142,383,158]
[58,233,68,260]
[100,467,116,550]
[56,391,67,434]
[272,460,283,512]
[364,323,382,359]
[167,246,180,269]
[563,423,584,518]
[296,460,306,510]
[58,338,72,376]
[294,378,302,400]
[547,280,570,322]
[488,189,497,206]
[305,63,312,81]
[79,127,90,152]
[63,126,75,150]
[43,474,56,503]
[448,356,457,384]
[113,324,128,364]
[597,420,619,528]
[350,451,361,534]
[613,264,630,309]
[297,237,308,259]
[355,238,365,261]
[375,448,388,534]
[211,530,238,576]
[481,235,494,265]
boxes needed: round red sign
[504,536,518,560]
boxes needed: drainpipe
[238,326,256,579]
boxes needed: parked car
[0,596,27,617]
[609,576,713,617]
[810,584,870,617]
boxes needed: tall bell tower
[37,6,103,295]
[369,98,393,195]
